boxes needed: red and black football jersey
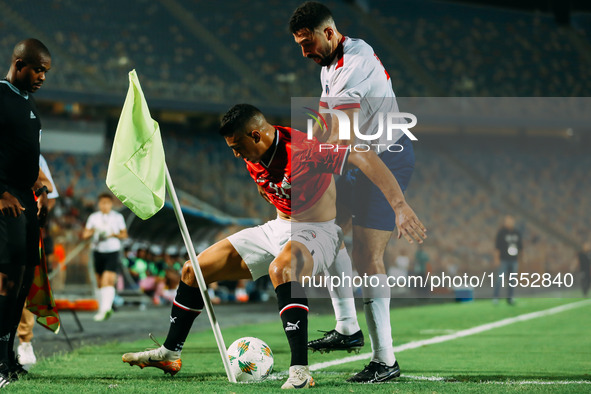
[245,126,348,216]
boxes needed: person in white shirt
[290,1,426,384]
[82,193,127,321]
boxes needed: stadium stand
[2,0,589,103]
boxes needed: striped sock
[276,281,308,366]
[163,281,203,352]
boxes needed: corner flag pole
[164,164,236,383]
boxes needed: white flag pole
[164,164,236,383]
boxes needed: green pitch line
[5,298,589,393]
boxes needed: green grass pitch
[5,297,591,393]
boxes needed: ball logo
[261,344,273,358]
[237,340,250,356]
[239,360,257,375]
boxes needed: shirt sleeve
[85,214,95,230]
[39,154,59,199]
[116,213,126,232]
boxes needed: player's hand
[394,202,427,244]
[37,191,49,227]
[0,191,25,217]
[257,184,272,204]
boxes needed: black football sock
[163,281,204,352]
[0,295,9,363]
[275,281,308,366]
[7,329,16,365]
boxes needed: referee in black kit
[0,38,51,388]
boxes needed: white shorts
[227,217,343,281]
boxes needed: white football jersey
[320,37,405,148]
[85,210,126,253]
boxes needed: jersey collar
[331,36,347,70]
[0,79,29,99]
[260,129,279,168]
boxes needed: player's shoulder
[343,37,375,58]
[111,210,125,220]
[275,125,308,144]
[337,37,378,73]
[86,211,99,221]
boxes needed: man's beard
[308,54,333,67]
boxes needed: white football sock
[100,286,116,312]
[362,274,396,366]
[327,248,360,335]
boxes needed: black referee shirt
[0,80,41,195]
[495,228,522,261]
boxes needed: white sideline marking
[308,299,591,372]
[419,329,457,334]
[403,375,591,385]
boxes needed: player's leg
[93,252,106,320]
[269,240,315,389]
[1,199,39,384]
[0,262,23,386]
[308,175,364,353]
[17,308,36,367]
[346,139,415,383]
[307,242,364,354]
[94,254,117,321]
[122,238,251,375]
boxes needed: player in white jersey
[290,1,426,383]
[82,193,128,321]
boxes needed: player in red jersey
[122,104,426,389]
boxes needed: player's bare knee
[269,253,292,287]
[269,259,289,287]
[181,260,198,287]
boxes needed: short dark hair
[219,104,263,137]
[98,192,113,201]
[13,38,51,63]
[289,1,333,34]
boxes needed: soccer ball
[227,337,274,382]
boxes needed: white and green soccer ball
[227,336,274,382]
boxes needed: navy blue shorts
[336,135,415,231]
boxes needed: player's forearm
[115,230,128,240]
[347,150,405,210]
[81,229,94,240]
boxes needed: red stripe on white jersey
[333,103,361,110]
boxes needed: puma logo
[285,321,300,331]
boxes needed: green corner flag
[106,70,166,220]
